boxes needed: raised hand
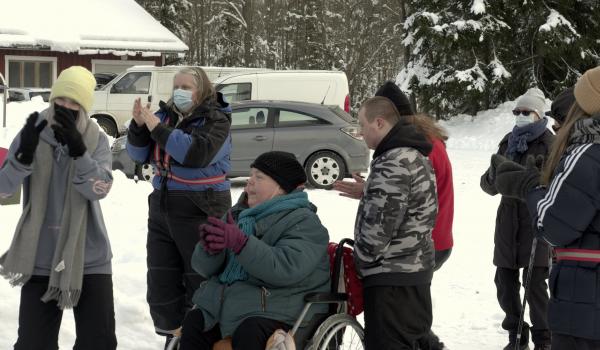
[52,105,86,158]
[131,98,145,127]
[332,173,365,199]
[15,112,48,165]
[494,154,541,200]
[203,211,248,254]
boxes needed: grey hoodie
[0,115,114,275]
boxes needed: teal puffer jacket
[191,194,330,337]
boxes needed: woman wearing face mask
[178,151,330,350]
[480,88,554,350]
[126,67,232,347]
[0,66,116,349]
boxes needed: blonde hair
[360,96,401,123]
[541,102,590,185]
[175,67,215,106]
[406,113,448,141]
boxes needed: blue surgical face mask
[173,89,194,112]
[515,115,534,127]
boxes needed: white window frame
[5,55,58,88]
[91,59,154,73]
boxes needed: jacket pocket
[192,279,223,321]
[260,286,270,312]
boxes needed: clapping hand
[202,212,248,254]
[332,173,365,199]
[131,98,146,127]
[15,112,48,165]
[52,106,86,158]
[493,154,541,200]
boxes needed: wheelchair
[167,238,365,350]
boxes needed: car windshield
[329,106,356,123]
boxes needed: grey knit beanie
[515,88,546,118]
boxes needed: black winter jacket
[481,130,554,268]
[526,139,600,340]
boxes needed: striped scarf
[568,115,600,149]
[218,191,311,285]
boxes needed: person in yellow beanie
[0,65,117,349]
[492,66,600,350]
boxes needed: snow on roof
[0,0,188,55]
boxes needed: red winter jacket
[428,138,454,251]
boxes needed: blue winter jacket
[126,98,231,191]
[526,142,600,340]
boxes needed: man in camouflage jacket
[354,97,438,350]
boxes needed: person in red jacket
[334,81,454,350]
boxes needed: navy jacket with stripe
[526,143,600,340]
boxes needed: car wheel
[138,163,155,182]
[305,151,346,189]
[94,116,118,138]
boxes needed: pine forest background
[136,0,600,118]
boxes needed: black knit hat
[375,81,415,116]
[251,151,307,193]
[545,87,575,125]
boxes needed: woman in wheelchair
[179,151,330,350]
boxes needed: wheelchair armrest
[304,292,347,304]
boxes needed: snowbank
[441,99,554,152]
[0,98,548,349]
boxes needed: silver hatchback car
[111,100,369,189]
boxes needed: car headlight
[111,137,127,152]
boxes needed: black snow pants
[146,189,231,336]
[495,266,550,345]
[179,308,290,350]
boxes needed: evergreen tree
[400,0,600,118]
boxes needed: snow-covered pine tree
[399,0,600,118]
[136,0,191,40]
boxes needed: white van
[89,65,270,136]
[214,70,350,113]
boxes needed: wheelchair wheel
[306,313,364,350]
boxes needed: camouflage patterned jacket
[354,121,438,288]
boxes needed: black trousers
[551,333,600,350]
[147,189,231,335]
[417,249,452,350]
[179,308,290,350]
[14,274,116,350]
[495,266,550,345]
[363,285,432,350]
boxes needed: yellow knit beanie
[50,66,96,112]
[574,66,600,115]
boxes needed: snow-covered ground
[0,98,552,349]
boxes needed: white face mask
[515,114,535,127]
[173,89,194,112]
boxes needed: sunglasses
[512,110,532,116]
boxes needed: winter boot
[417,330,446,350]
[504,325,529,350]
[531,329,551,350]
[533,344,550,350]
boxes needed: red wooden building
[0,0,188,89]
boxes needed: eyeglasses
[512,110,532,116]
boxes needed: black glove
[52,105,86,158]
[15,112,48,165]
[486,153,504,183]
[494,154,541,200]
